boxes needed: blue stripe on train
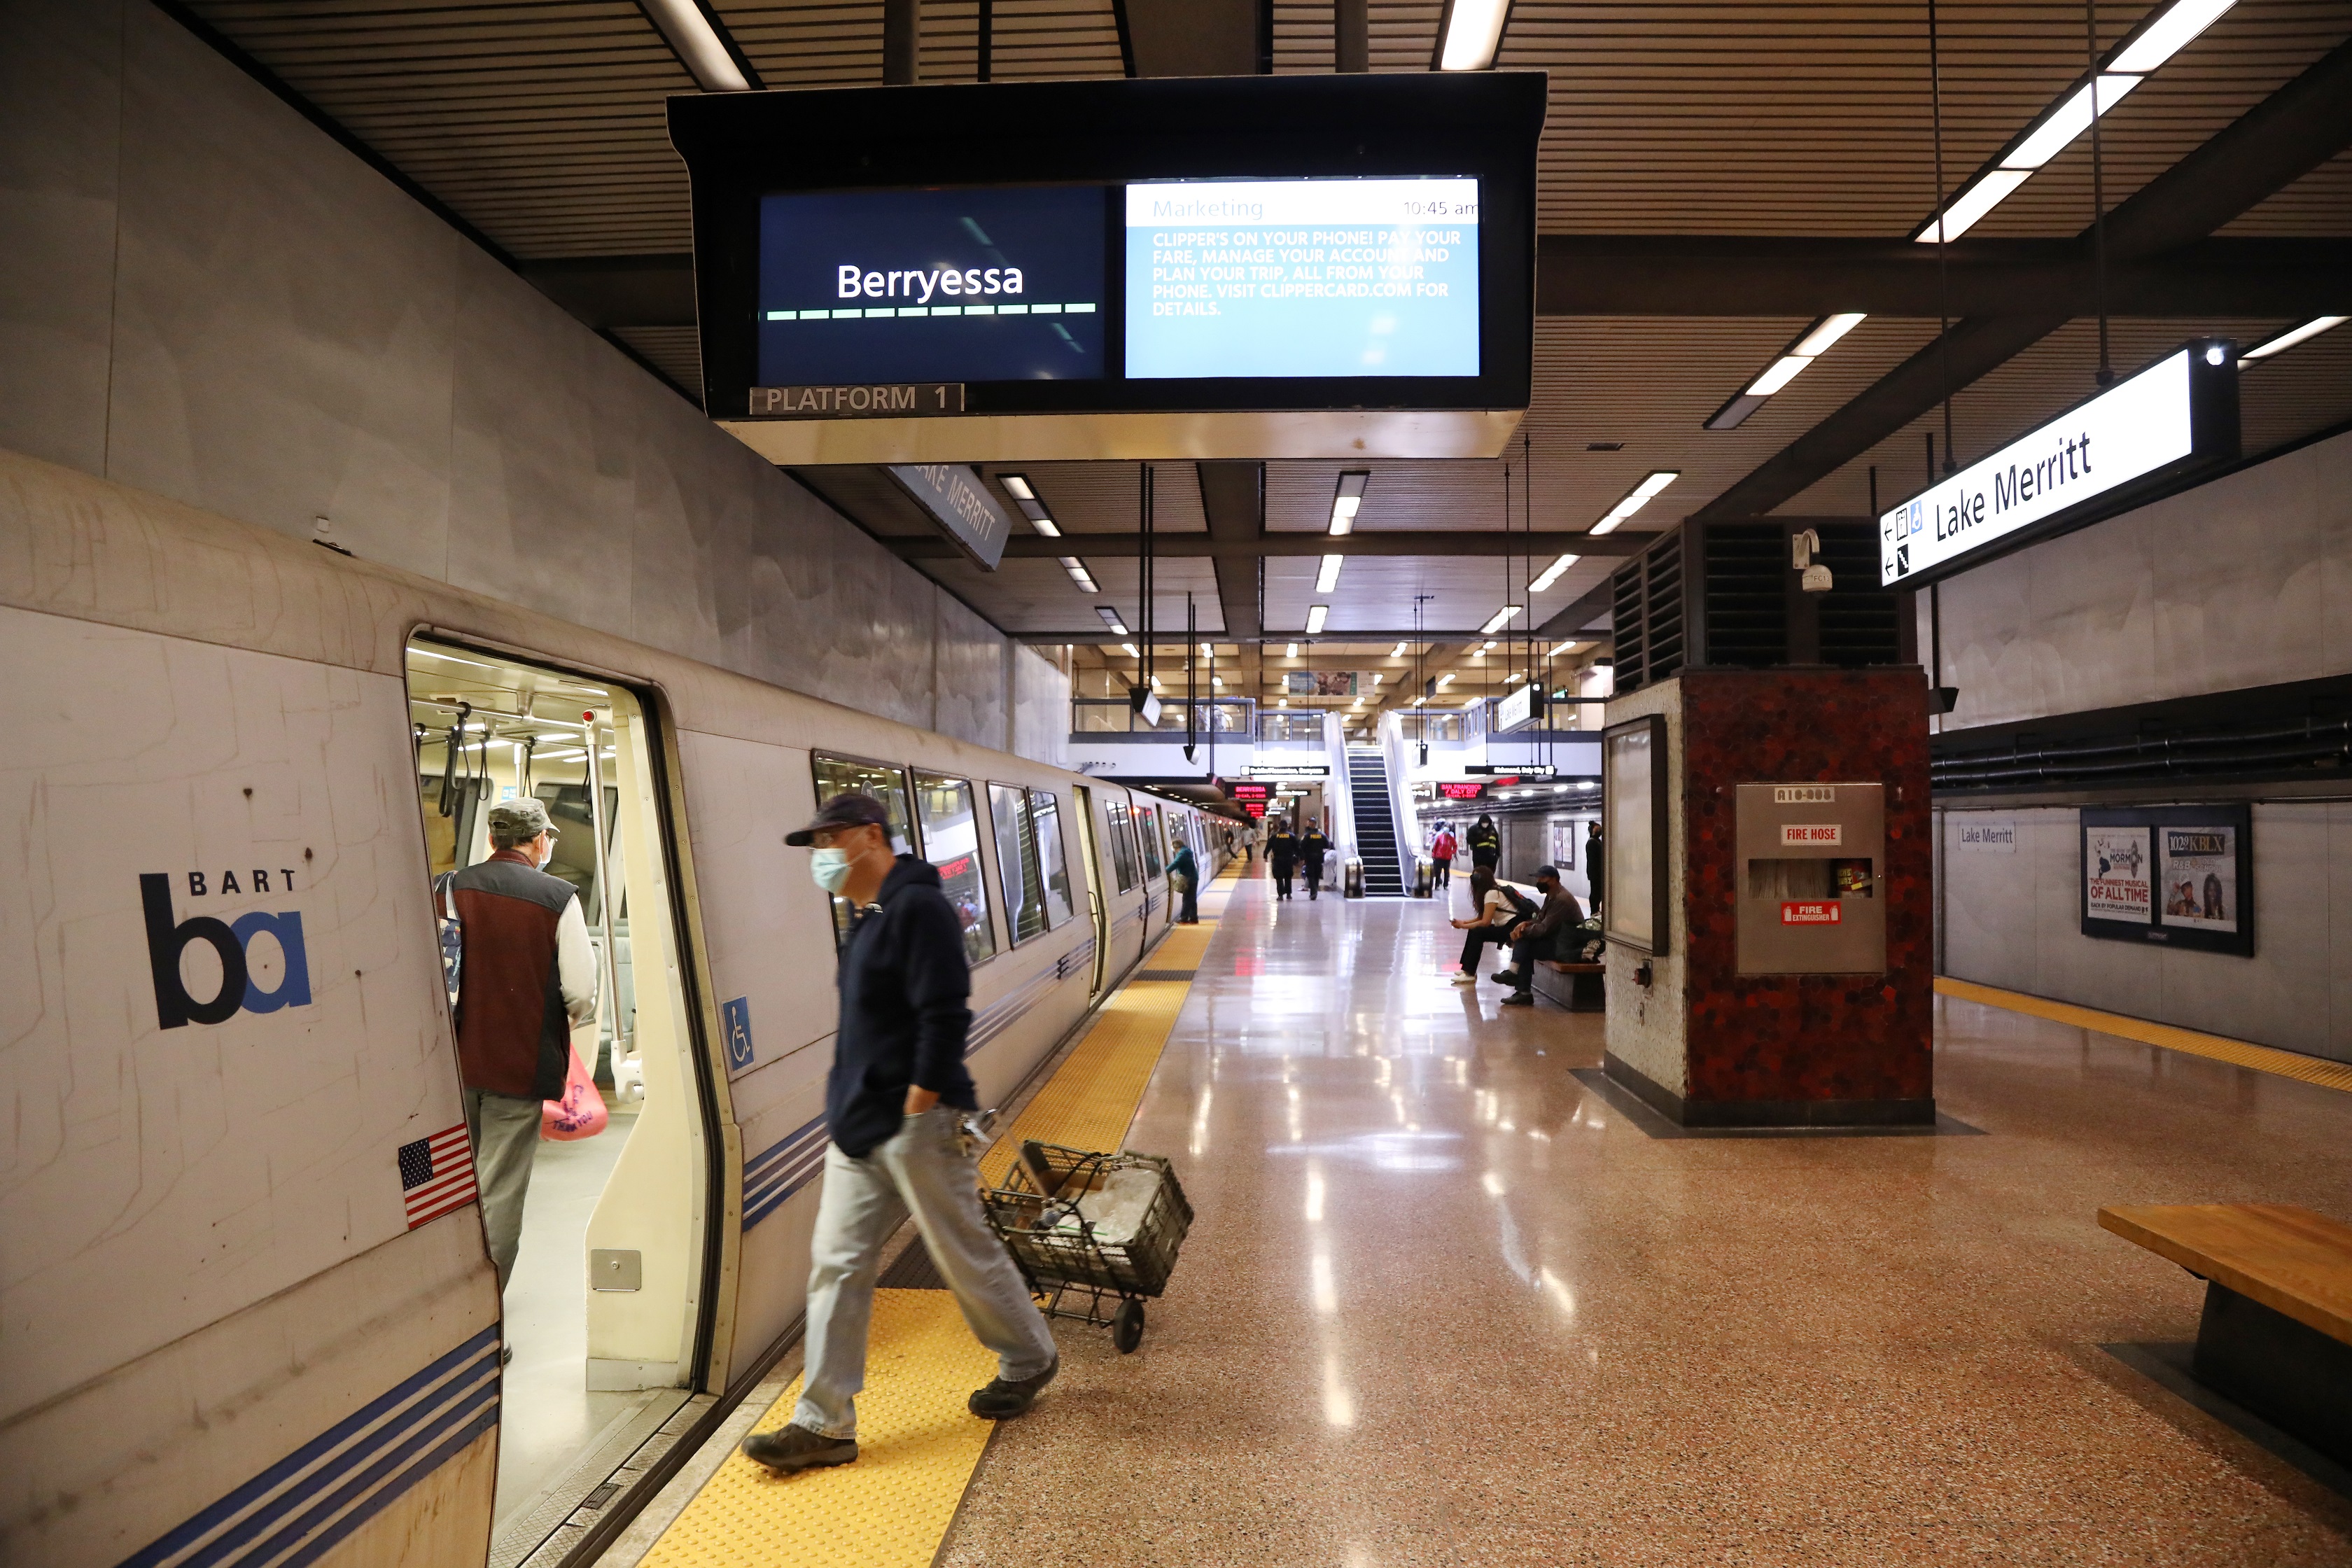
[742,1113,827,1230]
[118,1326,501,1568]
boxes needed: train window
[913,771,995,964]
[1135,806,1166,878]
[987,783,1047,944]
[1105,801,1140,892]
[812,754,917,946]
[405,637,708,1555]
[1030,789,1077,928]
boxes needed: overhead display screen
[1124,178,1480,379]
[667,72,1544,461]
[757,187,1108,386]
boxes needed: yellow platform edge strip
[1935,976,2352,1096]
[640,897,1210,1567]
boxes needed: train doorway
[1070,784,1110,996]
[405,638,713,1561]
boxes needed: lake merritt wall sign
[1879,342,2238,588]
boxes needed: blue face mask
[811,847,856,895]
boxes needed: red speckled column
[1613,666,1934,1126]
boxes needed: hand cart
[981,1141,1193,1353]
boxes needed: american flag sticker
[399,1124,478,1229]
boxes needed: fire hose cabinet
[1735,783,1886,975]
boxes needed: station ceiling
[178,0,2352,726]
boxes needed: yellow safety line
[1936,976,2352,1095]
[641,894,1212,1567]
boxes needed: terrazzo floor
[937,869,2352,1565]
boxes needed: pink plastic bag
[542,1043,609,1140]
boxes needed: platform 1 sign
[1879,342,2237,588]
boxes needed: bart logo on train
[140,870,314,1028]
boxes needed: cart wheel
[1112,1300,1145,1354]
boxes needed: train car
[0,449,1226,1568]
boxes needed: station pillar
[1600,667,1933,1127]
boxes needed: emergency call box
[1734,783,1887,975]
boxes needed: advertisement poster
[1285,671,1360,697]
[2160,825,2239,934]
[2080,805,2253,955]
[2083,825,2152,923]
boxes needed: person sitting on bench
[1448,878,1536,985]
[1495,866,1585,1007]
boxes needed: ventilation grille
[1609,530,1686,696]
[1700,522,1786,668]
[1813,522,1902,668]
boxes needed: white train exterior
[0,449,1226,1568]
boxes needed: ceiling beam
[1698,34,2352,524]
[1195,462,1266,642]
[886,529,1644,561]
[1538,236,2352,319]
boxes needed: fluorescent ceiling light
[1030,517,1061,538]
[1917,167,2031,243]
[1390,640,1408,659]
[1746,355,1813,396]
[1438,0,1510,70]
[999,473,1036,500]
[1212,676,1224,687]
[1548,640,1581,657]
[1437,672,1456,688]
[1317,554,1344,593]
[1412,696,1425,706]
[1096,605,1128,634]
[1481,639,1498,650]
[2110,0,2234,74]
[1480,606,1522,636]
[2004,74,2144,171]
[1121,641,1139,657]
[1278,697,1288,706]
[639,0,752,90]
[1590,471,1677,535]
[1371,673,1382,685]
[1791,312,1868,358]
[1506,671,1527,686]
[2244,316,2346,360]
[1287,641,1300,657]
[1061,557,1098,592]
[1530,552,1580,593]
[1306,604,1329,635]
[1329,470,1370,536]
[1200,642,1214,657]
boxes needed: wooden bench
[2100,1203,2352,1465]
[1528,960,1604,1012]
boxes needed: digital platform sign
[1124,178,1480,380]
[757,187,1107,386]
[667,73,1543,463]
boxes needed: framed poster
[2079,804,2254,955]
[1602,715,1668,954]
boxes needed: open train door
[1070,784,1111,997]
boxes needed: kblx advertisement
[2080,805,2253,955]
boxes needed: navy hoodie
[826,855,979,1157]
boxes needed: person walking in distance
[1466,813,1502,878]
[743,792,1058,1475]
[1266,818,1300,902]
[1429,823,1457,892]
[1299,820,1333,901]
[445,798,598,1313]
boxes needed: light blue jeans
[794,1107,1058,1438]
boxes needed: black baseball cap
[1535,864,1560,881]
[785,790,892,846]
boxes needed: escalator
[1345,746,1406,896]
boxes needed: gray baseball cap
[487,797,556,839]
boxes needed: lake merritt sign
[1879,342,2238,588]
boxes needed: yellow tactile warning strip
[640,894,1210,1567]
[1937,976,2352,1096]
[636,1292,999,1568]
[977,973,1191,1186]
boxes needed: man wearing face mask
[743,792,1059,1476]
[445,797,599,1308]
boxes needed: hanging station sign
[1494,682,1541,732]
[887,462,1014,568]
[1878,342,2239,589]
[1247,764,1331,779]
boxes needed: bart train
[0,449,1229,1568]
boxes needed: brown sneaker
[968,1354,1059,1419]
[741,1422,858,1474]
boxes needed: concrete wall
[1922,429,2352,1059]
[1939,804,2352,1062]
[1922,428,2352,728]
[0,0,1067,756]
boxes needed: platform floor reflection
[940,871,2352,1565]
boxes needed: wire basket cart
[981,1141,1193,1353]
